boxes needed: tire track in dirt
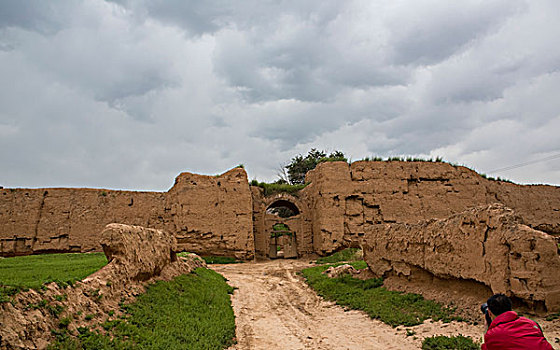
[213,260,479,350]
[213,260,560,350]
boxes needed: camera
[481,302,492,325]
[481,303,488,314]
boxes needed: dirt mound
[363,204,560,314]
[323,264,357,278]
[0,224,205,350]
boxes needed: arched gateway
[253,194,306,259]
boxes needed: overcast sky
[1,0,559,191]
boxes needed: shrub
[250,181,307,196]
[421,335,479,350]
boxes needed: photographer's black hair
[487,293,512,316]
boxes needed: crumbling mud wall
[0,168,254,259]
[1,161,559,261]
[362,204,560,312]
[0,223,205,350]
[0,189,165,255]
[166,168,254,259]
[303,161,560,255]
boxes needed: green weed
[249,181,307,196]
[421,335,479,349]
[301,263,457,327]
[315,248,362,264]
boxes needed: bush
[250,181,307,196]
[421,335,479,350]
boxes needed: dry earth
[212,260,559,350]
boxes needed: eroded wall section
[362,204,560,311]
[303,161,560,254]
[0,168,254,259]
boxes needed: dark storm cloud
[1,0,559,189]
[0,1,64,33]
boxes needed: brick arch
[264,194,303,216]
[254,194,306,259]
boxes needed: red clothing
[482,311,553,350]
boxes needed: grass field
[50,268,236,350]
[302,260,458,327]
[0,253,107,302]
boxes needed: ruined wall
[0,168,254,259]
[0,188,165,255]
[166,168,254,259]
[2,161,559,261]
[303,161,560,254]
[362,204,560,312]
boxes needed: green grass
[201,256,240,264]
[315,248,361,264]
[421,335,479,350]
[49,268,236,350]
[301,262,457,327]
[249,180,307,196]
[0,253,107,302]
[176,252,240,264]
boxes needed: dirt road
[212,260,488,350]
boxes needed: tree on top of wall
[284,149,346,184]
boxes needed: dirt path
[212,260,489,350]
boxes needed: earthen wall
[303,161,560,254]
[0,168,254,259]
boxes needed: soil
[211,260,556,350]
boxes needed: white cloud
[1,0,559,189]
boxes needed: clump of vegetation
[479,173,514,183]
[177,252,240,264]
[201,256,240,264]
[285,148,347,184]
[49,268,236,350]
[315,248,362,264]
[421,335,479,350]
[360,156,444,163]
[301,262,458,327]
[249,180,307,196]
[270,223,293,238]
[0,253,107,303]
[546,311,560,321]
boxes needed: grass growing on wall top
[49,268,236,350]
[249,180,307,196]
[301,262,458,327]
[0,253,107,302]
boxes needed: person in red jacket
[482,293,553,350]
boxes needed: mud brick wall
[362,204,560,312]
[0,168,254,258]
[303,161,560,255]
[166,168,254,259]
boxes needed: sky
[1,0,559,191]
